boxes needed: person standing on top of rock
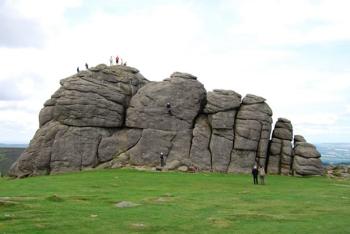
[116,56,119,65]
[259,165,266,185]
[110,56,113,66]
[166,102,172,115]
[252,165,258,184]
[77,67,80,73]
[85,63,89,69]
[160,152,166,167]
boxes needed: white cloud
[226,0,350,45]
[1,0,350,143]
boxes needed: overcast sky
[0,0,350,144]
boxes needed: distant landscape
[0,143,349,175]
[0,147,25,175]
[316,143,350,165]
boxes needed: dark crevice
[226,110,238,173]
[255,122,264,164]
[208,118,213,172]
[95,135,103,166]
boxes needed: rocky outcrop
[9,64,323,178]
[9,65,148,178]
[228,94,273,173]
[292,136,323,176]
[268,118,293,175]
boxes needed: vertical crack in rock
[189,115,212,171]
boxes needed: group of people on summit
[109,55,127,66]
[76,55,127,73]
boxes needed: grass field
[0,169,350,234]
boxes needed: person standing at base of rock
[252,164,259,184]
[259,165,266,185]
[160,152,166,167]
[252,165,258,184]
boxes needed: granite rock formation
[292,135,323,176]
[268,118,293,175]
[9,65,323,178]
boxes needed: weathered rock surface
[204,90,241,172]
[40,65,148,128]
[229,94,272,173]
[292,136,323,176]
[98,129,142,163]
[126,72,206,131]
[10,65,147,177]
[9,65,323,178]
[268,118,293,175]
[204,90,241,113]
[189,115,211,171]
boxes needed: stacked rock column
[267,118,293,175]
[228,94,273,173]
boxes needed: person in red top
[116,56,119,64]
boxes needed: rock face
[9,65,148,178]
[229,94,273,173]
[9,65,323,178]
[292,136,323,176]
[268,118,293,175]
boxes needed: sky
[0,0,350,144]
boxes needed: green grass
[0,169,350,234]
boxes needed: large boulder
[292,137,323,176]
[204,89,241,113]
[40,65,148,128]
[293,156,323,176]
[126,72,206,131]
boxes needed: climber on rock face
[166,102,172,115]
